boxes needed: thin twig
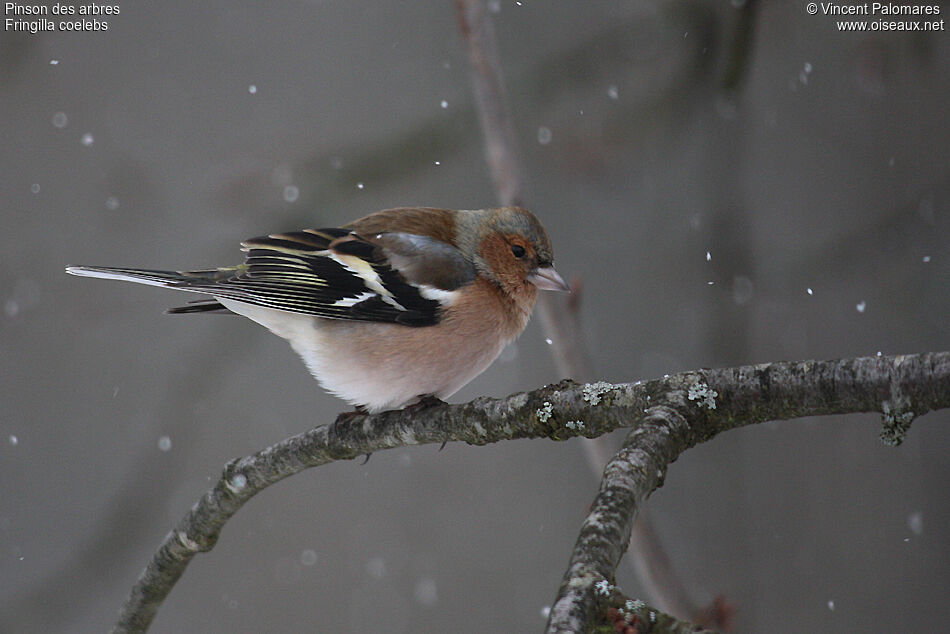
[456,0,524,208]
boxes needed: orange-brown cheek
[479,234,523,289]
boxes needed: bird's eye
[511,244,526,258]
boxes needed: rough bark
[112,352,950,632]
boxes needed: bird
[67,206,569,413]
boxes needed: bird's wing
[178,228,475,327]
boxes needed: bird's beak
[527,265,571,292]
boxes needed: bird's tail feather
[166,300,229,314]
[65,266,235,315]
[65,266,237,286]
[65,266,201,288]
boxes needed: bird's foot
[334,406,373,463]
[334,404,368,425]
[405,394,447,413]
[405,395,450,450]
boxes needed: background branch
[455,0,721,626]
[456,0,524,208]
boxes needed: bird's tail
[65,266,233,314]
[65,265,204,288]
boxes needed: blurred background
[2,1,948,632]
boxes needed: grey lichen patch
[567,576,588,589]
[536,401,554,423]
[507,392,529,410]
[567,571,602,590]
[594,579,614,596]
[582,381,616,406]
[881,394,915,446]
[615,598,646,625]
[583,510,604,528]
[177,531,200,552]
[565,420,585,432]
[687,379,719,409]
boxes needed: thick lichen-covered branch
[113,353,949,632]
[544,352,950,632]
[111,377,620,633]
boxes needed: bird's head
[459,206,569,299]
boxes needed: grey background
[2,1,949,632]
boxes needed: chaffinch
[67,206,568,413]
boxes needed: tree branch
[544,352,949,632]
[113,352,949,632]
